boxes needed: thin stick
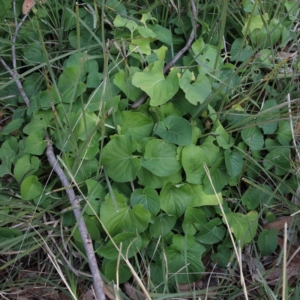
[2,5,106,299]
[131,24,198,108]
[45,134,106,300]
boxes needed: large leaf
[132,61,179,106]
[142,139,182,177]
[242,185,273,210]
[119,111,154,142]
[100,191,151,236]
[14,154,40,183]
[160,182,193,217]
[224,211,258,246]
[179,70,211,105]
[155,115,192,145]
[164,235,205,284]
[101,135,141,182]
[182,144,210,184]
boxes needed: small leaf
[97,232,142,259]
[130,187,160,220]
[104,259,131,283]
[277,121,292,146]
[195,218,226,244]
[155,115,192,145]
[215,123,234,149]
[14,154,40,183]
[258,229,278,256]
[0,118,24,135]
[241,126,264,150]
[179,70,211,105]
[21,175,43,200]
[224,211,258,246]
[149,214,176,238]
[224,149,244,177]
[100,191,151,236]
[182,207,207,235]
[242,185,273,210]
[164,235,205,284]
[142,139,182,177]
[182,144,210,184]
[160,182,193,217]
[24,131,46,155]
[263,148,290,176]
[190,184,222,207]
[101,135,141,182]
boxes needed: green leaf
[224,149,244,177]
[182,144,210,184]
[142,139,182,177]
[130,187,160,221]
[242,185,273,210]
[77,112,100,141]
[195,218,226,244]
[190,184,222,207]
[148,24,172,45]
[224,211,258,246]
[277,121,292,146]
[155,115,192,145]
[164,235,205,284]
[263,148,290,176]
[199,136,220,165]
[132,61,179,106]
[97,232,142,259]
[104,259,131,283]
[257,99,279,134]
[182,207,207,235]
[129,37,153,55]
[21,175,43,200]
[24,131,47,155]
[58,66,86,103]
[137,167,182,189]
[113,67,143,101]
[119,111,154,142]
[211,244,232,267]
[100,191,151,236]
[215,123,234,149]
[179,70,211,105]
[258,229,278,256]
[241,126,264,150]
[14,154,40,183]
[85,179,106,215]
[23,42,44,64]
[149,214,176,238]
[160,182,193,217]
[0,118,24,135]
[101,135,141,182]
[231,38,254,62]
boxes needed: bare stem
[45,134,106,300]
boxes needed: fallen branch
[1,3,106,299]
[45,134,106,300]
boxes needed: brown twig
[2,3,106,299]
[45,134,106,300]
[131,24,199,109]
